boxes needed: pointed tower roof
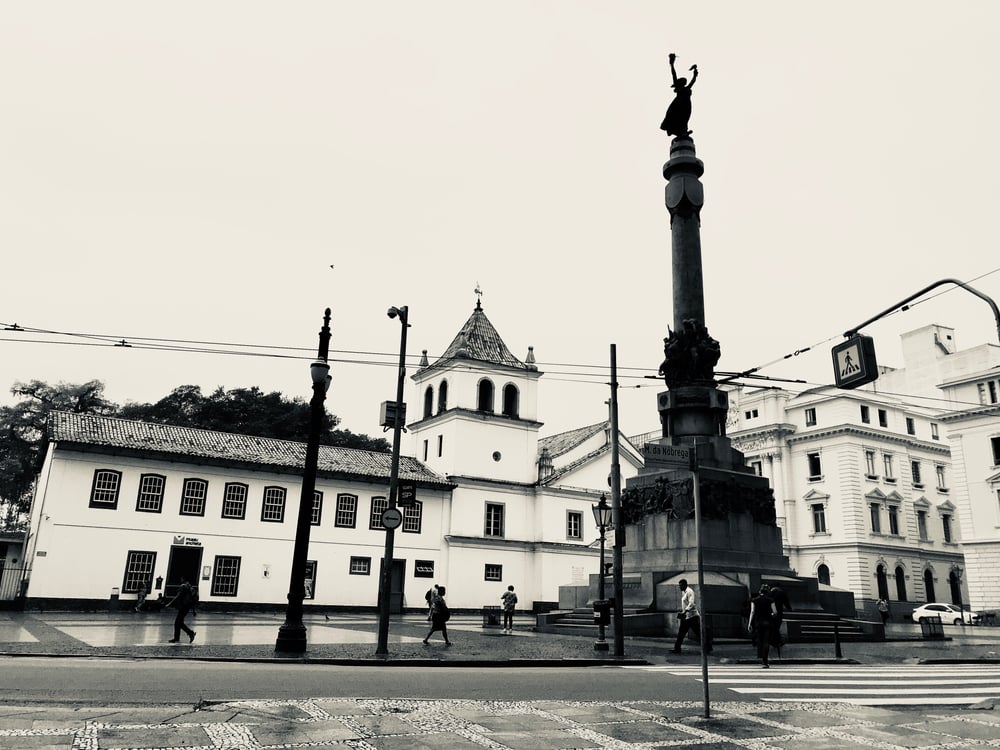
[428,300,529,371]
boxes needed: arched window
[817,564,831,586]
[423,386,434,419]
[894,565,907,602]
[477,378,495,413]
[949,570,962,606]
[876,564,889,600]
[501,383,519,418]
[923,569,936,602]
[437,380,448,414]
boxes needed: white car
[910,602,981,625]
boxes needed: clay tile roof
[48,411,450,486]
[428,302,527,371]
[538,421,607,458]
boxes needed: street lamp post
[275,308,331,654]
[375,305,409,656]
[592,493,612,652]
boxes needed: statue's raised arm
[660,53,698,137]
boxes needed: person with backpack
[500,585,518,633]
[423,585,451,646]
[166,577,197,644]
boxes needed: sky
[2,1,1000,445]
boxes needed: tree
[0,380,116,528]
[119,384,390,450]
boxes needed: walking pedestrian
[671,579,711,654]
[135,583,147,613]
[876,598,890,625]
[423,585,451,646]
[166,577,197,644]
[769,583,791,653]
[500,585,518,633]
[425,585,436,618]
[748,584,777,668]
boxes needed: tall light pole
[376,305,409,656]
[275,308,331,654]
[592,493,612,652]
[608,343,625,660]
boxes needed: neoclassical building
[23,301,642,611]
[884,324,1000,613]
[726,382,963,620]
[724,323,1000,619]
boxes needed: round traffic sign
[381,507,403,530]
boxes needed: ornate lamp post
[375,305,409,656]
[592,493,613,652]
[275,308,331,654]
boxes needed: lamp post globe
[592,494,612,652]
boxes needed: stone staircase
[784,611,883,643]
[535,608,602,636]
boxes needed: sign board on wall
[642,442,692,470]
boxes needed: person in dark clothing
[500,585,518,634]
[769,584,791,651]
[877,598,890,625]
[423,585,451,646]
[770,585,791,623]
[166,578,196,644]
[748,584,777,668]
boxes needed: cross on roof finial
[474,282,483,310]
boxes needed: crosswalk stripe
[693,679,1000,686]
[620,663,1000,706]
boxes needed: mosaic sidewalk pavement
[2,697,1000,749]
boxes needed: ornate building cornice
[785,424,950,455]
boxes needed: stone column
[664,136,706,331]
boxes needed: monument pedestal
[615,381,813,638]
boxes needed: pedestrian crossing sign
[832,334,878,389]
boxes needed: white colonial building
[22,301,642,612]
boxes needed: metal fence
[0,565,27,607]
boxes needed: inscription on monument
[642,443,692,469]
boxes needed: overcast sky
[2,1,999,443]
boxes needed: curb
[0,651,652,667]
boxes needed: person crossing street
[672,579,711,654]
[166,577,197,644]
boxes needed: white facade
[405,301,642,610]
[727,383,965,618]
[724,323,1000,617]
[877,324,1000,613]
[26,417,453,609]
[937,369,1000,611]
[23,302,642,612]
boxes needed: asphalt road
[1,657,708,705]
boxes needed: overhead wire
[3,264,999,409]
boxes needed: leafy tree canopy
[0,380,389,529]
